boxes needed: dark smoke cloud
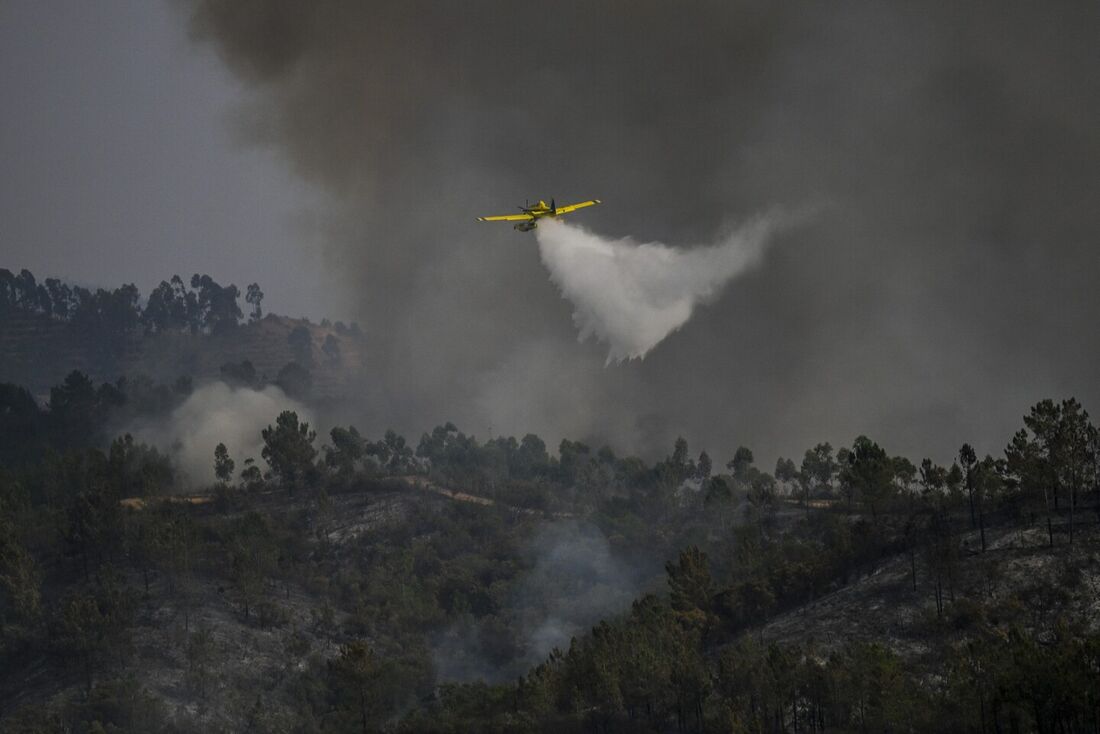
[188,1,1100,466]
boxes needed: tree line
[1,268,263,336]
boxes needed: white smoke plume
[535,215,780,362]
[131,381,313,486]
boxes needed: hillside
[4,476,1098,732]
[0,311,366,400]
[1,484,444,729]
[762,519,1100,658]
[1,365,1098,732]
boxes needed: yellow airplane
[477,198,601,231]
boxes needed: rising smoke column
[536,216,778,362]
[130,382,313,486]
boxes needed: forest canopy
[1,364,1098,732]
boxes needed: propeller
[551,198,556,213]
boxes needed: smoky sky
[184,1,1100,467]
[0,0,338,321]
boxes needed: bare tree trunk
[1068,482,1075,544]
[978,492,987,553]
[967,471,977,528]
[910,548,917,591]
[1044,485,1054,547]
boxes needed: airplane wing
[477,213,535,222]
[554,199,601,215]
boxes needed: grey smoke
[432,521,650,682]
[187,2,1100,466]
[131,381,313,486]
[513,521,646,664]
[537,217,777,362]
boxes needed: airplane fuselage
[514,200,554,230]
[476,197,600,231]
